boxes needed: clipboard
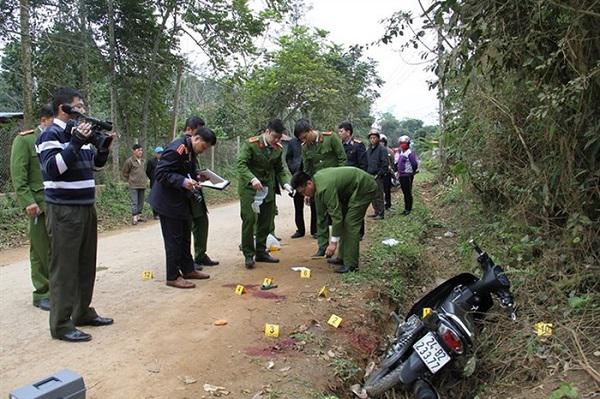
[198,168,231,190]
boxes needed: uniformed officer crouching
[149,127,217,289]
[290,167,377,273]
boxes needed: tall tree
[18,0,33,128]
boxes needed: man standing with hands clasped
[238,119,292,269]
[37,87,115,342]
[122,143,148,225]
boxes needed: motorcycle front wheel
[364,365,405,398]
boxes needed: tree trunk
[171,64,183,140]
[19,0,33,129]
[140,7,174,149]
[107,0,120,175]
[78,0,90,110]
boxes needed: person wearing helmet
[366,128,388,220]
[379,134,395,211]
[146,146,164,219]
[397,135,419,215]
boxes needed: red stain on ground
[244,338,299,357]
[222,283,286,300]
[345,330,380,354]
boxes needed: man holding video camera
[36,87,114,342]
[148,127,217,289]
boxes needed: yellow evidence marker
[327,314,343,328]
[300,268,311,278]
[318,286,328,297]
[142,271,154,280]
[264,323,280,337]
[235,285,245,295]
[263,277,273,286]
[422,307,432,318]
[534,322,553,337]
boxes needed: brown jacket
[122,156,148,189]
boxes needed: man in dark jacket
[145,146,163,219]
[285,136,316,239]
[366,129,388,220]
[338,121,367,171]
[148,127,216,288]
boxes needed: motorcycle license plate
[413,332,451,374]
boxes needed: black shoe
[313,247,326,257]
[75,316,114,327]
[193,263,204,271]
[197,254,219,266]
[56,329,92,342]
[291,231,305,239]
[327,257,343,265]
[333,264,351,273]
[402,210,411,216]
[245,256,255,269]
[255,253,279,263]
[373,214,384,220]
[33,298,50,311]
[311,234,318,239]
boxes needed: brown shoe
[182,270,210,280]
[166,276,196,289]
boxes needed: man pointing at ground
[291,167,377,273]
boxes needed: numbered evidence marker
[235,284,245,295]
[300,268,311,278]
[327,314,343,328]
[318,286,328,297]
[422,307,432,318]
[534,322,553,337]
[142,271,154,280]
[262,277,273,287]
[264,323,280,338]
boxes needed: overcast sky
[304,0,439,125]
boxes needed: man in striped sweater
[37,87,114,342]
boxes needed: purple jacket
[397,149,418,176]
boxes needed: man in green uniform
[238,119,292,269]
[10,105,54,311]
[293,118,347,256]
[291,167,377,273]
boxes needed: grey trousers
[46,204,99,337]
[371,176,385,216]
[129,188,145,215]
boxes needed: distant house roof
[0,112,24,122]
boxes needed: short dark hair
[132,144,142,150]
[52,87,83,115]
[338,121,353,134]
[267,119,285,134]
[39,104,53,119]
[185,116,205,130]
[293,118,312,138]
[290,171,312,190]
[193,127,217,146]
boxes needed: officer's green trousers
[28,213,50,301]
[46,204,99,337]
[241,197,275,257]
[192,211,209,263]
[337,202,371,269]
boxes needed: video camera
[62,104,114,151]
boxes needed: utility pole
[171,65,184,140]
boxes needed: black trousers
[293,192,316,235]
[159,214,195,281]
[383,173,392,209]
[399,175,414,212]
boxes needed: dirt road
[0,195,347,398]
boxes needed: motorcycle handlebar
[469,239,484,255]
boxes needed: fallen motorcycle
[364,240,517,398]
